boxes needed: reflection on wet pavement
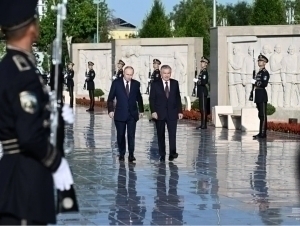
[56,107,300,225]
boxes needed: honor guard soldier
[85,61,96,111]
[251,54,269,139]
[195,56,210,129]
[66,62,74,107]
[116,59,125,78]
[0,0,74,224]
[151,58,161,82]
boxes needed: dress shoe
[159,156,165,162]
[196,125,202,130]
[253,134,267,139]
[119,155,125,161]
[201,125,207,129]
[169,153,178,161]
[128,155,136,162]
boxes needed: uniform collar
[6,44,36,65]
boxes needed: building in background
[109,18,138,39]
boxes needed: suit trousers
[68,85,74,107]
[88,90,95,109]
[256,102,267,135]
[199,93,207,126]
[115,114,136,156]
[155,118,177,156]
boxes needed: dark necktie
[126,81,129,97]
[165,81,169,98]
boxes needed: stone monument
[210,25,300,121]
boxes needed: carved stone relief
[77,50,112,96]
[227,37,300,108]
[120,45,188,96]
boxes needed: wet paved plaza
[58,107,300,225]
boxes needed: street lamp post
[93,0,100,43]
[213,0,216,27]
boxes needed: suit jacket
[107,78,144,121]
[149,78,183,120]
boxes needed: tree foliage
[251,0,286,25]
[139,0,172,38]
[38,0,112,55]
[225,1,252,26]
[171,0,210,56]
[42,53,50,74]
[0,40,6,60]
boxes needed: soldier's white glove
[62,104,74,124]
[193,78,198,83]
[148,79,151,82]
[251,79,256,84]
[52,158,74,191]
[112,75,117,80]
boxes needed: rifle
[145,57,151,95]
[192,55,197,97]
[49,0,79,214]
[249,49,255,101]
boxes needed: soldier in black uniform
[151,58,161,82]
[195,56,209,129]
[0,0,74,224]
[115,59,125,79]
[85,61,96,111]
[66,62,74,107]
[252,55,269,139]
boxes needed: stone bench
[212,106,259,132]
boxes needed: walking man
[252,54,269,139]
[149,65,183,162]
[107,66,144,162]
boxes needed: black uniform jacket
[196,68,209,97]
[254,68,269,103]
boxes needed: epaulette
[12,55,31,72]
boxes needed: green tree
[0,40,5,60]
[291,0,299,24]
[42,53,50,74]
[251,0,286,25]
[139,0,172,38]
[226,1,253,26]
[170,0,210,56]
[38,0,112,57]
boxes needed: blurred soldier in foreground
[251,55,269,139]
[195,56,209,130]
[0,0,74,224]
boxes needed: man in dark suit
[107,66,144,162]
[149,65,183,162]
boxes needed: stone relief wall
[77,49,112,96]
[227,37,300,108]
[120,45,188,96]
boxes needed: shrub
[191,99,199,110]
[267,103,276,115]
[94,89,104,98]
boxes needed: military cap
[118,60,125,66]
[200,56,210,64]
[153,59,161,65]
[0,0,38,31]
[258,54,268,63]
[88,61,94,66]
[68,62,74,66]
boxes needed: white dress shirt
[162,79,170,89]
[123,78,131,91]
